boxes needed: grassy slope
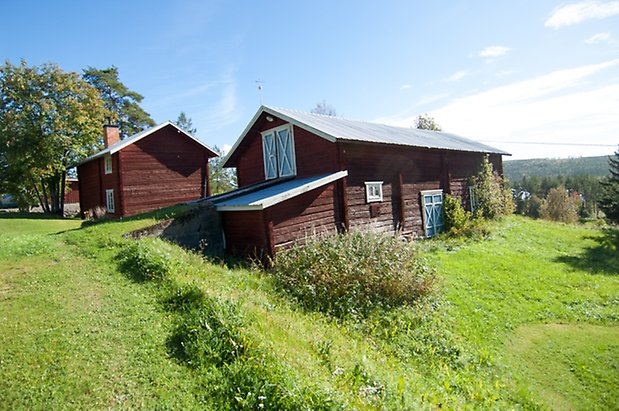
[0,212,617,409]
[0,213,204,409]
[425,217,618,409]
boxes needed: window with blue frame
[421,189,444,237]
[262,125,296,179]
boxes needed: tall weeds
[270,231,437,319]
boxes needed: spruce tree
[83,66,155,138]
[599,147,619,224]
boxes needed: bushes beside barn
[270,231,437,319]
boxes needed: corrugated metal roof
[223,106,509,167]
[76,121,218,166]
[213,171,347,211]
[264,106,509,154]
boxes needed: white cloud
[479,46,511,58]
[586,32,612,43]
[545,1,619,29]
[400,84,411,90]
[221,144,232,155]
[380,59,619,159]
[444,70,468,82]
[203,76,239,129]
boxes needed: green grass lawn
[0,211,617,409]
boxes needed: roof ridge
[264,105,445,133]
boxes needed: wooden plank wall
[64,181,80,204]
[270,183,340,249]
[220,210,267,256]
[77,160,101,215]
[119,125,209,216]
[342,143,490,237]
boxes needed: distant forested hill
[504,156,610,181]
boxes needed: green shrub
[540,187,580,223]
[442,194,473,236]
[526,195,543,219]
[472,155,514,220]
[270,231,437,318]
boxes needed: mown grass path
[0,216,202,409]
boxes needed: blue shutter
[276,127,296,177]
[423,191,443,237]
[262,132,277,179]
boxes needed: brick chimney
[103,125,120,148]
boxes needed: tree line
[508,148,619,225]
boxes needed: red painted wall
[221,210,267,256]
[341,142,492,237]
[78,124,214,218]
[119,125,210,216]
[77,159,102,216]
[220,182,341,258]
[64,181,80,204]
[270,182,340,248]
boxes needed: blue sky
[2,0,618,159]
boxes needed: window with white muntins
[262,125,296,179]
[365,182,383,203]
[105,189,115,213]
[104,154,112,174]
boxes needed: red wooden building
[77,122,218,218]
[64,178,80,204]
[211,106,509,257]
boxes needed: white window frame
[365,181,384,203]
[261,124,296,180]
[420,189,444,237]
[104,154,112,175]
[105,189,115,213]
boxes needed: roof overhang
[76,121,218,166]
[214,170,348,211]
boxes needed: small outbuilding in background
[77,122,218,218]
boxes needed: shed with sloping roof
[213,106,509,258]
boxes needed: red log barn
[77,122,218,218]
[211,106,509,258]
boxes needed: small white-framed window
[261,124,296,180]
[105,189,115,213]
[365,181,383,203]
[104,154,112,175]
